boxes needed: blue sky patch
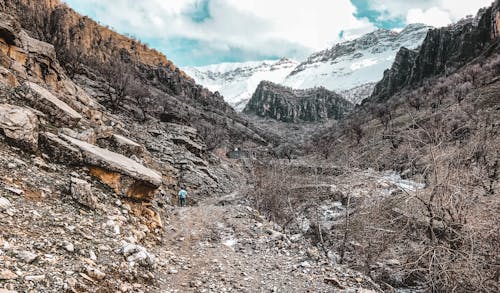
[350,0,406,29]
[186,0,211,23]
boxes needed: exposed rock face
[371,48,419,101]
[20,82,82,127]
[371,2,500,101]
[244,81,353,123]
[60,134,162,200]
[0,104,38,151]
[0,0,266,147]
[39,131,82,164]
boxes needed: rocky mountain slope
[186,24,430,109]
[184,58,299,111]
[305,2,499,291]
[243,81,353,123]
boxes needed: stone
[86,267,106,280]
[112,134,143,156]
[16,250,38,263]
[0,197,11,210]
[24,275,45,282]
[0,104,39,151]
[64,242,75,253]
[4,186,23,195]
[70,177,98,209]
[39,132,83,164]
[20,82,82,127]
[0,289,17,293]
[60,128,96,145]
[60,134,162,200]
[0,269,17,280]
[120,242,155,267]
[171,135,204,155]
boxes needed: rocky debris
[0,269,17,280]
[120,242,155,267]
[170,134,203,155]
[19,82,82,127]
[70,177,98,209]
[15,250,38,264]
[244,81,353,123]
[0,104,38,151]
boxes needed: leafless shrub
[248,161,298,227]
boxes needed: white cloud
[64,0,375,61]
[406,7,452,27]
[368,0,492,26]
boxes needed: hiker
[178,187,187,207]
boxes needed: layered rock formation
[0,0,260,208]
[244,81,353,123]
[371,1,500,101]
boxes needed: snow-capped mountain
[282,24,431,97]
[184,58,299,111]
[184,24,431,111]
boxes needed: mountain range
[184,23,431,110]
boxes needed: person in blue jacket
[178,187,188,207]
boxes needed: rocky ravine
[0,2,377,292]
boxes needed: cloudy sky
[63,0,492,67]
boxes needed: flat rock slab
[60,134,162,187]
[21,82,82,127]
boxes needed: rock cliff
[244,81,353,123]
[371,1,500,101]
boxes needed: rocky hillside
[306,2,499,291]
[243,81,353,123]
[0,0,266,148]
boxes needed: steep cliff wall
[371,1,499,102]
[244,81,353,123]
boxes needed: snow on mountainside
[184,24,431,111]
[282,24,431,100]
[184,58,299,111]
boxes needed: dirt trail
[157,194,376,293]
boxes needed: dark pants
[179,197,186,207]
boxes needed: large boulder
[20,82,82,127]
[0,104,38,151]
[60,134,162,200]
